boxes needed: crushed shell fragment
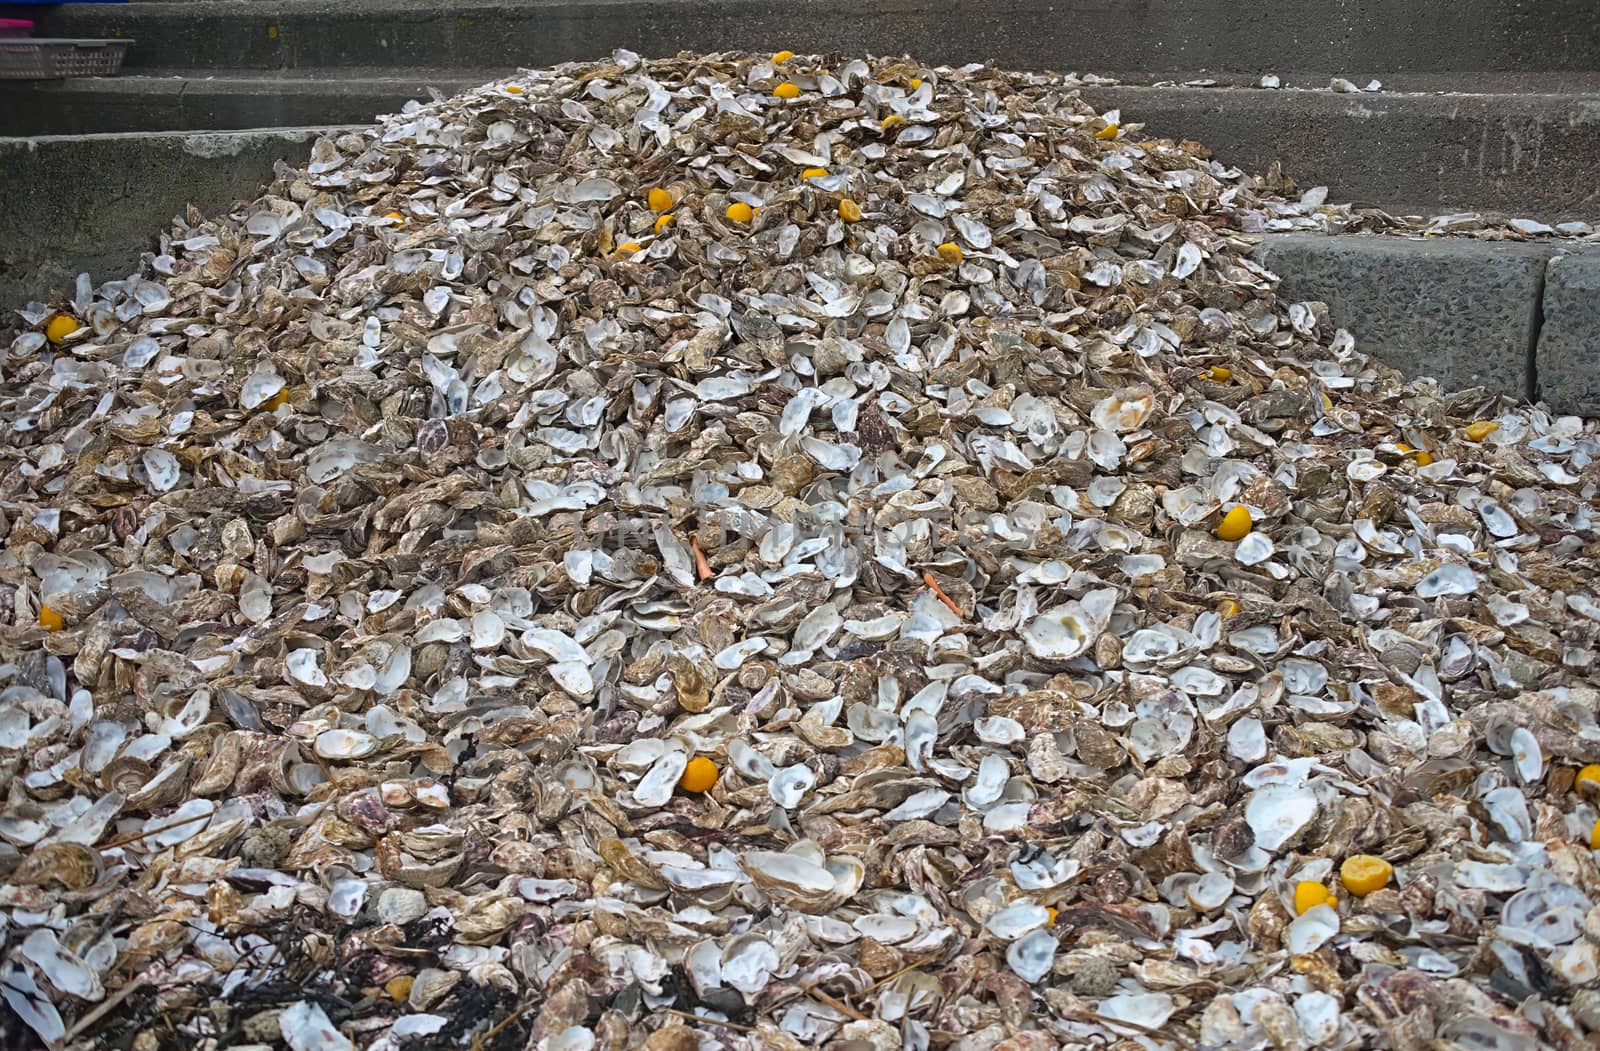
[3,48,1600,1051]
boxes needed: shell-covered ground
[4,50,1600,1051]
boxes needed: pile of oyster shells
[5,50,1600,1051]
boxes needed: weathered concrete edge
[1253,234,1600,416]
[0,125,361,312]
[1534,252,1600,416]
[3,130,1597,415]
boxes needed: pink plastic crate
[0,19,33,38]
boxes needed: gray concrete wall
[40,0,1600,77]
[1257,235,1600,416]
[1254,236,1550,402]
[1076,86,1600,222]
[0,127,353,309]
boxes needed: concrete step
[34,0,1600,77]
[7,72,1600,219]
[1079,83,1600,221]
[0,126,356,310]
[3,127,1598,412]
[0,70,494,136]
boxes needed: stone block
[1253,234,1551,400]
[1535,249,1600,416]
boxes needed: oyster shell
[1,47,1598,1051]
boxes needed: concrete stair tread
[25,69,1600,97]
[1150,72,1600,96]
[21,68,507,90]
[7,73,1600,218]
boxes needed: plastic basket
[0,37,130,78]
[0,19,33,38]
